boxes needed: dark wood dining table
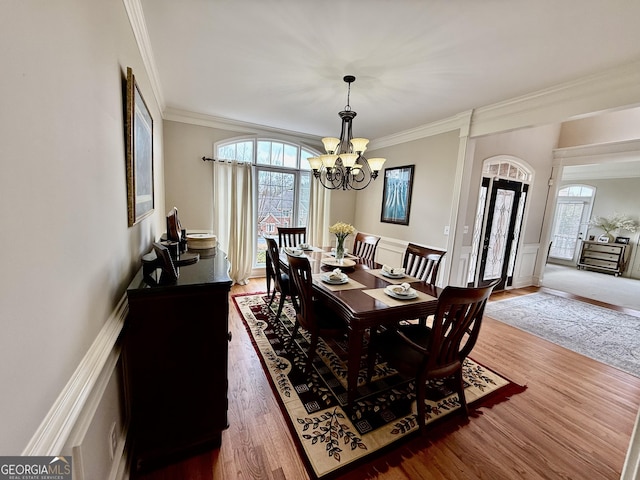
[279,246,440,410]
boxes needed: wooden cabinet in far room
[577,240,630,276]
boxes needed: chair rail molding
[23,295,128,457]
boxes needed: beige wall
[0,0,164,457]
[469,124,562,246]
[164,120,246,231]
[558,107,640,148]
[354,131,460,248]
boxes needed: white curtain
[212,160,255,285]
[308,179,331,248]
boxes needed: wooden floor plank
[138,281,640,480]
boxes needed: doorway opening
[468,157,533,291]
[547,184,595,265]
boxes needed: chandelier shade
[308,76,386,190]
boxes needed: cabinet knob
[227,331,232,342]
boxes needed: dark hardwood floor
[137,281,640,480]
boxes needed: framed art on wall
[380,165,415,225]
[125,67,154,227]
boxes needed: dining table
[279,245,440,410]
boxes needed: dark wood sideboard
[123,247,232,475]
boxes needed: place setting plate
[381,271,405,279]
[321,257,356,267]
[321,273,349,285]
[284,247,305,257]
[384,285,418,300]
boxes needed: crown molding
[553,138,640,166]
[163,107,322,143]
[368,111,472,151]
[123,0,165,112]
[470,61,640,138]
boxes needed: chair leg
[275,293,287,319]
[305,333,318,373]
[455,370,469,418]
[416,376,427,435]
[266,275,272,296]
[268,289,277,307]
[289,322,300,348]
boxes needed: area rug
[232,293,525,479]
[485,291,640,377]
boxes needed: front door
[477,178,528,290]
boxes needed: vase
[335,236,345,264]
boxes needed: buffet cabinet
[577,240,629,276]
[123,248,232,475]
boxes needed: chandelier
[307,75,386,190]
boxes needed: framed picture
[125,67,154,227]
[615,236,630,244]
[597,234,610,243]
[380,165,415,225]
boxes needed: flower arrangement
[588,213,639,235]
[329,222,355,262]
[329,222,356,239]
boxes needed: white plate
[284,247,304,257]
[321,274,348,285]
[321,258,356,267]
[381,270,405,279]
[384,286,418,300]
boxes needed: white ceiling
[139,0,640,140]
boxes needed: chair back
[353,232,381,262]
[266,237,286,291]
[278,227,307,248]
[421,281,498,374]
[403,243,446,285]
[286,254,315,332]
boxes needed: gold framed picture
[125,67,154,227]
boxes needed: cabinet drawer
[583,252,619,262]
[582,258,617,269]
[584,244,622,254]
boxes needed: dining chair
[266,237,293,320]
[278,227,307,248]
[352,232,381,262]
[286,253,347,372]
[403,243,446,326]
[367,279,499,434]
[403,243,446,286]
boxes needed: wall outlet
[464,225,469,234]
[444,225,450,235]
[108,422,117,460]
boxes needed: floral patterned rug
[232,293,525,479]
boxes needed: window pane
[236,141,253,162]
[218,144,236,160]
[300,149,313,171]
[298,172,310,226]
[218,141,253,162]
[284,144,298,168]
[257,141,271,165]
[271,142,284,166]
[257,169,295,240]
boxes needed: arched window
[216,138,318,266]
